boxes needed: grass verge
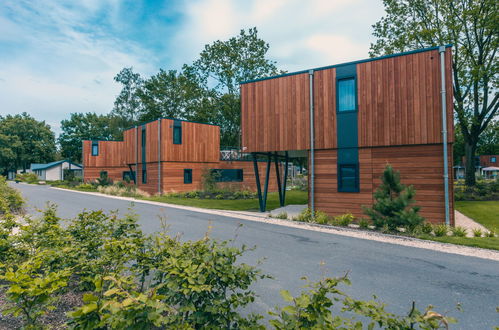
[455,200,499,232]
[417,234,499,251]
[143,190,308,211]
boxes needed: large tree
[0,113,56,172]
[58,113,118,163]
[110,67,143,134]
[370,0,498,186]
[190,27,282,146]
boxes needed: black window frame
[336,77,357,113]
[173,120,182,145]
[91,141,99,156]
[141,126,146,163]
[211,169,244,182]
[142,168,147,184]
[184,169,192,184]
[338,163,359,193]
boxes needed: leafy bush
[433,224,449,237]
[335,213,354,227]
[269,275,456,329]
[451,226,468,237]
[421,222,434,235]
[201,167,219,192]
[270,212,288,219]
[358,218,370,229]
[294,208,313,222]
[472,228,483,237]
[363,164,424,231]
[314,210,330,224]
[15,172,38,184]
[454,178,499,201]
[0,176,24,215]
[487,230,496,238]
[289,173,307,191]
[96,170,112,186]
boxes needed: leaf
[280,290,293,302]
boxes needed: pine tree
[363,164,424,231]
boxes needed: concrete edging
[50,187,499,262]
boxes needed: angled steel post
[282,151,289,206]
[262,152,272,211]
[274,152,283,206]
[252,153,264,212]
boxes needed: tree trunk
[464,142,476,186]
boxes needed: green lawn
[143,190,308,211]
[455,200,499,232]
[417,234,499,251]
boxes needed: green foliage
[0,113,56,173]
[96,171,112,186]
[487,230,496,238]
[0,255,70,328]
[421,222,434,235]
[15,172,39,184]
[363,164,424,231]
[433,224,449,237]
[454,178,499,201]
[201,167,219,192]
[358,218,370,229]
[370,0,498,186]
[271,212,288,220]
[335,213,355,227]
[451,226,468,237]
[0,176,24,215]
[270,275,456,329]
[293,208,313,222]
[472,228,483,238]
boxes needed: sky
[0,0,385,135]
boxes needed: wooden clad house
[240,46,454,224]
[83,118,280,195]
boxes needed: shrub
[314,210,330,224]
[15,172,38,184]
[363,164,424,231]
[75,183,94,190]
[433,224,449,237]
[358,218,370,229]
[421,222,434,235]
[0,176,24,214]
[201,168,219,192]
[487,230,496,238]
[454,178,499,201]
[294,208,313,222]
[335,213,354,227]
[472,228,483,237]
[271,212,288,220]
[96,171,112,186]
[450,226,467,237]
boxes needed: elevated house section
[241,46,455,224]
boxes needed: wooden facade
[83,119,279,195]
[241,46,455,224]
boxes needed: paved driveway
[10,183,499,329]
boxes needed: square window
[338,164,358,192]
[491,157,496,163]
[184,169,192,184]
[337,78,356,112]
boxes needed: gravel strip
[51,187,499,261]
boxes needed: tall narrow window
[91,141,99,156]
[142,168,147,184]
[337,78,356,112]
[338,164,358,192]
[141,126,146,163]
[184,169,192,184]
[173,120,182,144]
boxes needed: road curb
[50,187,499,261]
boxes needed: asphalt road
[11,183,499,329]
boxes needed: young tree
[370,0,498,186]
[58,113,117,163]
[0,113,56,172]
[363,164,424,231]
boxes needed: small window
[211,169,243,182]
[491,157,496,163]
[173,120,182,144]
[337,78,356,112]
[184,169,192,184]
[142,169,147,184]
[338,164,358,192]
[122,171,134,181]
[91,141,99,156]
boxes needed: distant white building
[30,160,82,181]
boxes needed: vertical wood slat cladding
[357,49,454,147]
[241,73,310,152]
[314,144,454,225]
[82,140,126,167]
[241,48,454,153]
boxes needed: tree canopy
[370,0,498,185]
[0,113,56,173]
